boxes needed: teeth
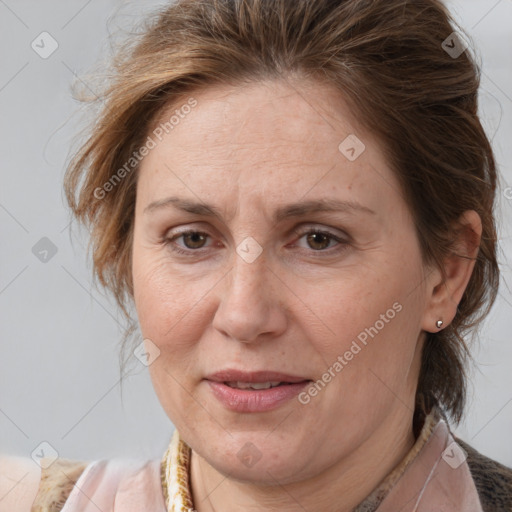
[226,381,282,390]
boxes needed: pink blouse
[0,413,484,511]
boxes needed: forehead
[136,79,402,217]
[150,79,363,155]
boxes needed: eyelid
[165,228,213,246]
[165,223,348,242]
[291,223,349,242]
[164,223,350,257]
[163,224,218,243]
[289,226,348,251]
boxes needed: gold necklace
[161,430,195,511]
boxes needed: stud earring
[436,319,444,329]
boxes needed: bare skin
[131,78,481,512]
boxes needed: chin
[193,430,315,485]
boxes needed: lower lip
[207,381,310,412]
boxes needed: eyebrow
[143,196,376,222]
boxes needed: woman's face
[132,79,433,484]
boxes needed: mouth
[205,370,312,412]
[206,369,309,384]
[224,381,290,390]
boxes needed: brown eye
[181,232,208,249]
[305,232,332,251]
[291,227,349,256]
[164,230,213,255]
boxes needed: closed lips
[206,371,312,412]
[225,381,290,389]
[206,370,311,385]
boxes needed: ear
[421,210,482,333]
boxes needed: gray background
[1,0,511,467]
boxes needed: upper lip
[206,370,310,383]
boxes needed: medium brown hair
[64,0,500,425]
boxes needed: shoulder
[31,457,90,511]
[0,454,89,512]
[0,455,41,512]
[455,437,512,511]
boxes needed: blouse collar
[160,407,482,511]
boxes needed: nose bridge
[228,245,269,304]
[212,244,286,343]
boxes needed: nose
[211,250,288,344]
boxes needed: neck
[189,407,416,512]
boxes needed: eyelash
[163,227,348,257]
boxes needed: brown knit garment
[456,438,512,512]
[31,457,89,512]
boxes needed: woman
[2,0,511,510]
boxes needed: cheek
[306,272,394,349]
[132,247,224,369]
[133,250,194,344]
[132,255,207,420]
[310,251,424,381]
